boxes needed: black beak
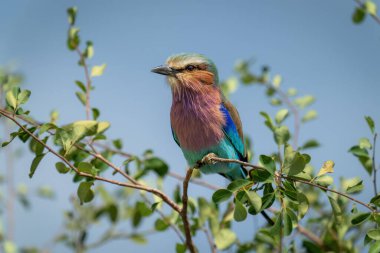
[151,65,176,76]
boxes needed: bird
[151,53,248,181]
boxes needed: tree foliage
[1,3,380,253]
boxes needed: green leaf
[136,201,153,217]
[112,139,123,150]
[302,110,317,123]
[346,180,364,194]
[29,153,45,178]
[92,108,100,120]
[155,218,169,231]
[370,194,380,207]
[144,157,169,177]
[84,41,94,59]
[284,152,308,176]
[78,162,97,176]
[5,88,19,110]
[245,190,262,214]
[349,145,370,158]
[227,179,251,192]
[249,169,272,182]
[275,109,289,124]
[130,234,147,244]
[365,116,375,134]
[75,80,86,92]
[270,212,282,235]
[272,74,282,88]
[3,240,17,253]
[39,123,57,135]
[261,193,275,210]
[351,212,371,225]
[287,88,297,96]
[91,64,106,77]
[353,7,366,24]
[369,241,380,253]
[17,89,31,105]
[368,228,380,240]
[294,95,315,108]
[175,243,187,253]
[55,162,70,174]
[315,175,333,187]
[316,160,334,177]
[359,137,372,149]
[283,212,293,236]
[274,125,290,145]
[67,27,80,50]
[365,1,377,16]
[297,192,309,219]
[301,139,320,150]
[214,229,236,250]
[329,197,342,223]
[77,181,94,204]
[259,155,275,175]
[260,111,274,130]
[270,98,282,106]
[212,189,233,204]
[234,199,247,222]
[75,91,86,105]
[67,6,77,25]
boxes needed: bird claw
[200,153,218,165]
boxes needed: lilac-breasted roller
[151,53,248,181]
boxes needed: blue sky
[1,1,380,252]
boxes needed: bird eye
[185,65,196,71]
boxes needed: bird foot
[199,153,218,166]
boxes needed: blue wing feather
[220,104,246,161]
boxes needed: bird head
[151,53,219,93]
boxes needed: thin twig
[297,225,323,247]
[181,168,196,253]
[354,0,380,25]
[86,228,157,249]
[0,111,182,213]
[201,227,217,253]
[169,171,220,191]
[283,175,377,213]
[75,47,91,120]
[266,83,300,149]
[372,133,378,196]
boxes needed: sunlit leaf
[302,110,317,123]
[367,228,380,240]
[274,125,290,145]
[275,109,289,125]
[91,64,106,77]
[214,229,236,250]
[365,116,375,134]
[316,160,334,177]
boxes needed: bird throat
[170,85,225,151]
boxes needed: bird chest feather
[170,89,225,151]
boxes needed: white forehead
[166,54,208,69]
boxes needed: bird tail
[218,165,248,181]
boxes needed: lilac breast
[170,90,225,151]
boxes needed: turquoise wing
[220,102,247,162]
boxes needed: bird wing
[171,127,181,147]
[220,101,247,162]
